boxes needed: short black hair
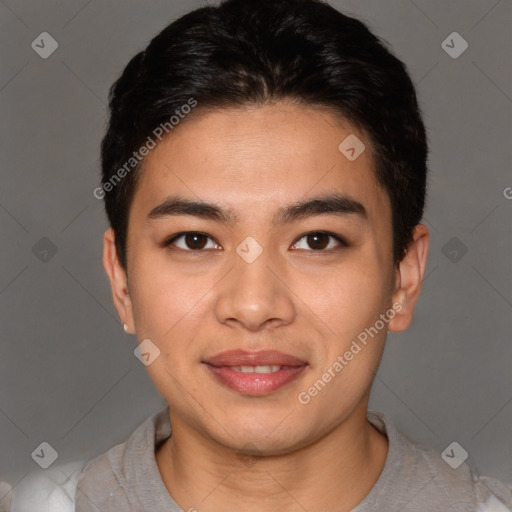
[100,0,428,270]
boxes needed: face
[104,101,428,455]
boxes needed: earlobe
[102,228,135,333]
[388,224,430,333]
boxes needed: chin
[209,415,312,455]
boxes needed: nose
[214,247,296,332]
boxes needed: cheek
[299,255,391,344]
[295,265,388,423]
[128,259,211,402]
[297,253,391,408]
[128,263,216,379]
[129,253,208,330]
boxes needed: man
[6,0,511,510]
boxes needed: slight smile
[203,350,308,396]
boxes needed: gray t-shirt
[74,407,512,512]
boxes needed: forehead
[129,102,390,226]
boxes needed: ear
[388,224,429,333]
[102,228,135,334]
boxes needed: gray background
[1,0,511,495]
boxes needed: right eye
[163,232,222,251]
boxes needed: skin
[103,101,429,512]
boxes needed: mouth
[203,350,308,396]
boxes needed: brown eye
[184,233,208,249]
[306,233,329,250]
[164,232,220,251]
[291,231,347,251]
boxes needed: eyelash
[162,231,348,252]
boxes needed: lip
[203,350,308,396]
[203,349,307,367]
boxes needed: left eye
[291,232,347,251]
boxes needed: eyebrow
[146,193,368,226]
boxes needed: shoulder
[414,442,512,511]
[5,460,85,512]
[75,408,170,511]
[366,411,512,511]
[74,444,135,511]
[1,452,134,512]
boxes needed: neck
[156,403,388,512]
